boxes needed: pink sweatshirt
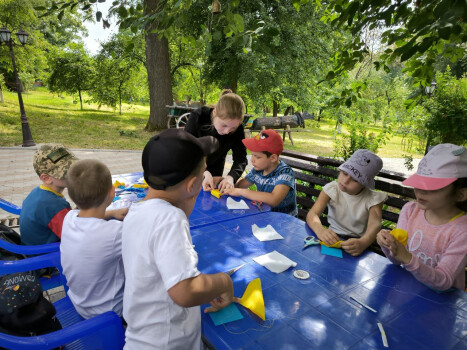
[382,201,467,291]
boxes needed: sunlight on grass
[0,88,423,158]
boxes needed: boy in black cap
[121,129,234,350]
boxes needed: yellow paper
[211,189,222,198]
[133,183,148,188]
[390,228,408,246]
[113,180,125,188]
[320,240,343,249]
[239,278,265,320]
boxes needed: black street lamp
[0,26,35,147]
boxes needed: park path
[0,145,419,221]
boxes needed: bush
[423,71,467,146]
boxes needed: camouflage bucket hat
[33,144,78,180]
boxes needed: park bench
[279,149,416,232]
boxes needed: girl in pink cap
[377,144,467,291]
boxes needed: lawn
[0,88,423,159]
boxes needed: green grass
[0,88,423,158]
[0,88,154,149]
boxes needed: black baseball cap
[142,129,219,190]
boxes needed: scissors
[252,200,263,211]
[225,263,246,276]
[303,236,320,249]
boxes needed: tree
[423,70,467,146]
[320,0,467,96]
[48,43,95,110]
[92,32,144,114]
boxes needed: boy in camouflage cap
[20,144,78,245]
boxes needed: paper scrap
[239,278,265,320]
[226,197,250,210]
[252,224,284,241]
[253,250,297,273]
[209,303,244,326]
[321,245,343,258]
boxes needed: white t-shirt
[60,210,124,319]
[323,181,388,237]
[122,199,202,350]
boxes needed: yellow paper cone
[390,228,408,246]
[239,278,265,320]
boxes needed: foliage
[18,71,35,92]
[47,43,95,110]
[423,71,467,146]
[321,0,467,85]
[91,32,145,113]
[333,110,390,160]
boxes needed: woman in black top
[184,90,247,192]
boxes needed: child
[20,144,78,246]
[306,149,387,256]
[122,129,234,349]
[60,159,128,319]
[223,129,298,216]
[377,144,467,291]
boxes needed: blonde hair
[67,159,112,210]
[214,89,245,122]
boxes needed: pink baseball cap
[242,129,283,155]
[402,144,467,190]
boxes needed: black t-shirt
[184,106,247,182]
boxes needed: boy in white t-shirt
[122,129,234,350]
[306,149,387,256]
[61,159,128,319]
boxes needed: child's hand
[377,230,412,264]
[202,171,214,191]
[218,175,234,192]
[204,295,239,313]
[341,238,367,256]
[222,187,243,197]
[316,228,340,246]
[105,208,129,221]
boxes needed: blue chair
[0,252,125,349]
[0,198,21,215]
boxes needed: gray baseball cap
[33,144,78,180]
[338,149,383,189]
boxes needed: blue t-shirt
[20,186,71,245]
[245,160,297,216]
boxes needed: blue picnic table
[194,211,467,350]
[111,172,271,229]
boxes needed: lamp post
[424,80,437,155]
[0,26,35,147]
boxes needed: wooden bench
[280,150,416,230]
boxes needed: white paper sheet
[252,224,284,241]
[226,197,250,210]
[253,250,297,273]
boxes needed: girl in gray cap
[306,149,387,256]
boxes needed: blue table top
[192,212,467,350]
[112,172,271,229]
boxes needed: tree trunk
[0,88,3,104]
[78,90,83,110]
[119,83,122,115]
[273,100,279,117]
[144,0,173,131]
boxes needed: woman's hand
[218,175,234,192]
[202,171,214,191]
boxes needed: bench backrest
[280,150,416,229]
